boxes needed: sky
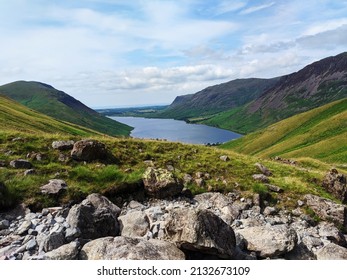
[0,0,346,108]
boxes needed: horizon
[1,1,346,107]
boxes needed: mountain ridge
[156,52,347,134]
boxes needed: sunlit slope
[221,98,347,163]
[0,94,103,136]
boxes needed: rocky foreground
[1,139,347,260]
[1,189,347,260]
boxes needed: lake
[109,116,242,144]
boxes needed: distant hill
[0,81,132,136]
[221,98,347,164]
[0,94,103,136]
[158,52,347,134]
[154,78,279,120]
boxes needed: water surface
[110,116,241,144]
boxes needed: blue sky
[0,0,346,107]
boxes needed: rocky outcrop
[71,140,109,162]
[9,159,32,169]
[66,193,121,239]
[1,192,347,260]
[80,236,185,260]
[304,194,347,227]
[142,167,183,198]
[322,169,347,203]
[52,140,75,151]
[163,209,236,258]
[40,179,67,195]
[237,224,297,258]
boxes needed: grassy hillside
[0,95,104,137]
[221,98,347,164]
[0,81,132,136]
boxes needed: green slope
[0,94,104,136]
[221,98,347,163]
[0,81,132,136]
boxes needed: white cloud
[240,2,275,15]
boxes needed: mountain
[0,94,103,136]
[221,98,347,164]
[0,81,132,136]
[154,78,279,121]
[159,52,347,134]
[205,52,347,133]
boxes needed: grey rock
[316,243,347,260]
[304,194,347,227]
[67,193,121,239]
[0,219,10,230]
[194,178,205,188]
[237,224,297,258]
[322,168,347,203]
[43,241,80,260]
[52,140,75,151]
[263,206,278,216]
[142,167,183,198]
[40,179,67,195]
[71,140,109,162]
[10,159,32,169]
[80,236,185,260]
[255,163,272,176]
[220,155,230,162]
[17,220,32,235]
[118,211,150,238]
[38,231,65,252]
[195,192,239,224]
[266,184,284,193]
[26,238,37,251]
[163,208,236,258]
[252,174,269,183]
[65,227,81,242]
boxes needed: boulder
[317,222,346,246]
[304,194,347,228]
[163,209,236,258]
[142,167,183,198]
[10,159,32,169]
[40,179,67,195]
[66,193,121,239]
[24,169,35,176]
[118,211,150,238]
[322,169,347,203]
[43,241,80,260]
[0,220,10,230]
[255,163,272,176]
[316,243,347,260]
[237,224,297,258]
[80,236,185,260]
[37,231,66,252]
[71,140,109,162]
[52,140,75,151]
[194,192,239,224]
[252,174,269,183]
